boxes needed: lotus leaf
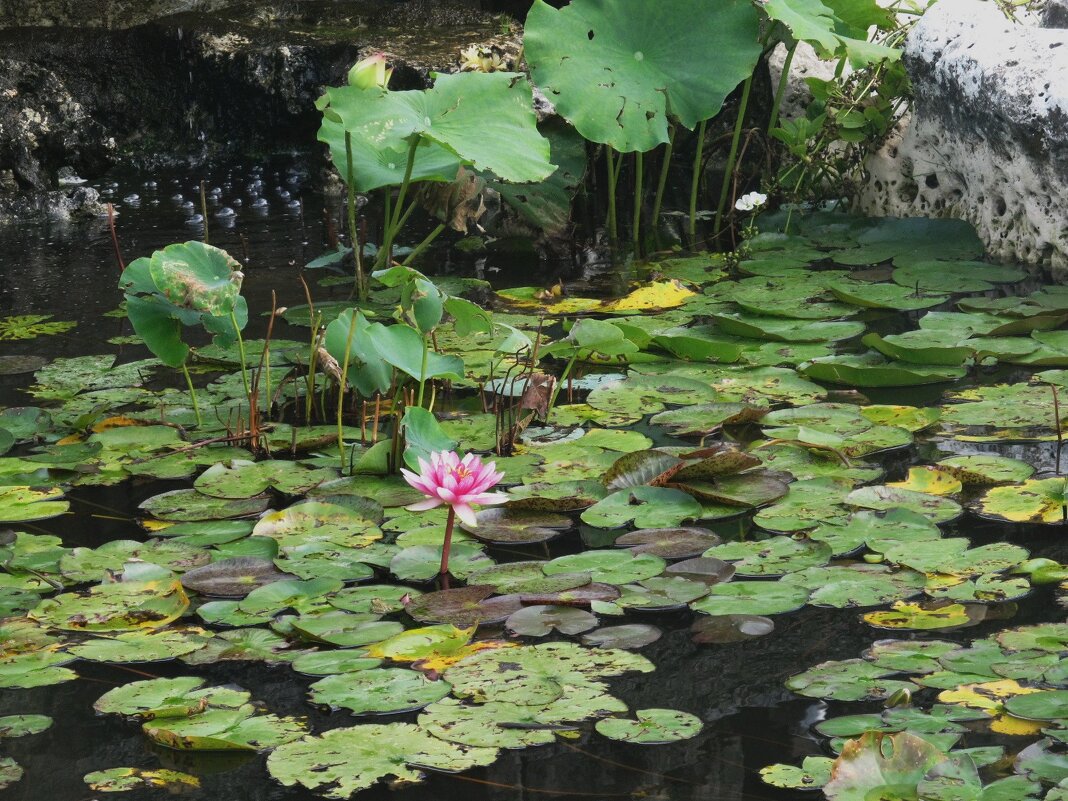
[784,564,926,608]
[976,479,1068,525]
[83,767,200,793]
[329,584,421,615]
[753,477,853,532]
[308,667,450,715]
[0,714,51,738]
[760,756,835,790]
[144,706,305,751]
[291,649,381,676]
[266,723,499,797]
[846,484,962,524]
[181,628,298,665]
[802,353,967,387]
[389,543,494,582]
[582,623,662,649]
[938,455,1035,486]
[506,605,599,637]
[290,611,402,647]
[180,557,291,597]
[690,614,775,643]
[543,550,666,584]
[237,578,342,617]
[60,539,209,583]
[406,585,522,627]
[0,757,22,790]
[704,536,832,577]
[0,485,68,523]
[862,600,974,630]
[581,486,703,529]
[787,659,915,701]
[997,623,1068,653]
[253,501,382,548]
[139,489,270,522]
[690,581,809,616]
[459,506,572,545]
[596,708,702,744]
[614,527,722,559]
[31,575,189,632]
[68,628,211,662]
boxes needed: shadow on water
[2,156,1067,801]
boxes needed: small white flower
[735,191,768,212]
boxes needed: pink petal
[452,502,478,527]
[406,498,444,512]
[469,492,509,506]
[437,487,458,504]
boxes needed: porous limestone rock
[858,0,1068,275]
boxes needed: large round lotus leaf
[291,649,382,676]
[418,697,557,749]
[0,757,22,790]
[787,659,915,702]
[328,584,421,615]
[665,556,736,585]
[181,628,299,665]
[308,667,450,715]
[690,581,809,616]
[938,455,1035,486]
[614,576,709,610]
[0,714,51,738]
[267,723,499,797]
[291,612,403,648]
[880,538,1028,577]
[862,331,973,367]
[459,506,572,544]
[180,557,291,597]
[691,614,774,643]
[60,539,209,583]
[83,767,201,793]
[888,466,962,496]
[862,600,974,631]
[275,543,377,582]
[976,479,1068,525]
[506,605,598,637]
[703,536,832,577]
[649,402,766,436]
[753,477,853,532]
[237,578,342,616]
[406,585,522,627]
[68,628,211,663]
[846,485,962,524]
[253,501,382,548]
[444,641,653,705]
[148,241,240,316]
[581,486,703,529]
[711,312,864,343]
[524,0,760,152]
[783,564,926,608]
[543,550,666,584]
[31,576,189,632]
[596,708,703,744]
[1002,691,1068,722]
[614,527,721,559]
[582,624,662,649]
[760,756,835,790]
[389,543,494,582]
[194,460,272,498]
[0,486,69,523]
[586,375,718,415]
[139,489,270,522]
[823,731,948,801]
[465,561,590,595]
[93,675,219,717]
[801,353,967,387]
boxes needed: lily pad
[506,605,599,636]
[581,486,703,529]
[406,586,523,627]
[83,767,201,793]
[181,557,292,597]
[582,624,662,649]
[308,667,450,715]
[595,708,703,744]
[691,614,775,643]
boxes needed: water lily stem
[337,310,358,468]
[651,126,676,236]
[181,363,202,426]
[546,353,579,418]
[417,333,430,409]
[632,150,644,251]
[381,138,419,268]
[605,147,618,241]
[688,119,706,244]
[230,311,250,401]
[403,223,447,267]
[713,73,754,240]
[199,180,209,245]
[768,41,798,135]
[344,132,367,301]
[440,506,456,576]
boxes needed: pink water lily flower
[401,451,507,576]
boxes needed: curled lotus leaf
[602,449,683,490]
[444,641,653,706]
[406,585,523,627]
[506,605,599,637]
[148,241,241,316]
[180,557,293,598]
[266,723,499,798]
[823,731,948,801]
[308,667,451,715]
[760,756,835,790]
[801,353,967,387]
[139,489,271,522]
[83,767,201,793]
[582,623,662,649]
[691,614,774,644]
[671,473,789,508]
[595,708,703,744]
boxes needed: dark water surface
[1,158,1065,801]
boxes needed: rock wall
[858,0,1068,274]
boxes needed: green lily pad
[389,543,494,582]
[784,564,926,608]
[291,611,403,648]
[68,628,211,662]
[582,624,662,649]
[253,501,382,548]
[544,550,666,584]
[801,353,967,387]
[328,584,421,615]
[60,539,209,583]
[846,485,962,524]
[586,375,718,415]
[711,312,864,343]
[976,478,1068,525]
[581,486,703,529]
[690,581,809,616]
[84,767,201,793]
[787,659,915,701]
[595,708,703,744]
[862,600,975,631]
[938,455,1035,486]
[308,667,451,714]
[181,628,299,665]
[406,585,522,627]
[614,527,721,558]
[0,485,69,523]
[291,649,382,676]
[139,489,270,522]
[760,756,834,790]
[1014,739,1068,784]
[0,714,52,738]
[1004,691,1068,722]
[690,614,775,643]
[31,575,189,632]
[506,605,599,637]
[266,723,499,797]
[0,757,22,790]
[704,536,832,577]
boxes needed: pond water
[2,157,1068,801]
